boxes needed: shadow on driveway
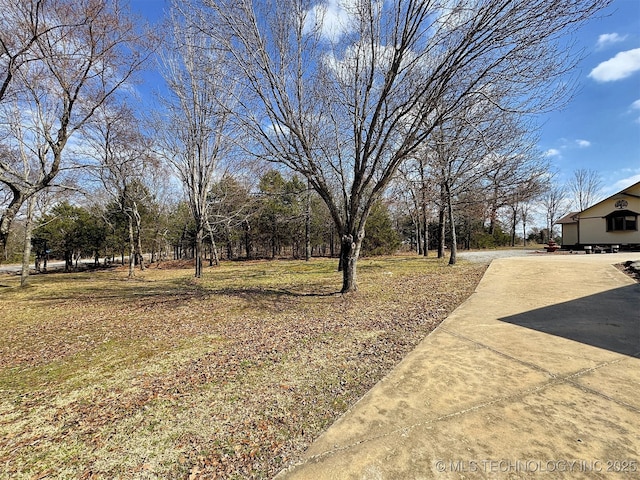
[498,284,640,358]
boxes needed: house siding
[561,223,579,246]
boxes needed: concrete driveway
[276,253,640,479]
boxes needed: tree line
[5,164,602,276]
[5,170,395,268]
[1,0,611,290]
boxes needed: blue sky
[538,0,640,197]
[129,0,640,199]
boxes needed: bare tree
[427,109,486,265]
[541,180,570,242]
[392,162,436,256]
[84,103,154,278]
[519,197,538,247]
[0,0,58,104]
[195,0,609,292]
[504,176,546,247]
[0,0,149,265]
[568,168,602,211]
[19,195,37,286]
[419,89,545,264]
[154,4,238,278]
[484,152,547,237]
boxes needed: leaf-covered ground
[0,256,486,479]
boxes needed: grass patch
[0,255,486,479]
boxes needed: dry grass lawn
[0,256,486,479]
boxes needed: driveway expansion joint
[439,327,558,378]
[296,372,603,466]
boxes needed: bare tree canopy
[2,0,609,286]
[542,179,570,241]
[568,168,603,211]
[84,102,155,278]
[154,3,240,277]
[0,0,150,263]
[419,93,548,264]
[182,0,609,292]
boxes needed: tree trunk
[330,224,335,258]
[446,184,457,266]
[340,232,363,293]
[127,214,135,278]
[420,164,429,257]
[438,181,446,258]
[150,239,157,264]
[488,189,498,235]
[438,204,446,259]
[206,220,219,266]
[271,232,276,259]
[0,190,26,265]
[65,250,73,272]
[226,228,234,260]
[20,197,36,287]
[195,224,203,278]
[133,204,145,271]
[421,203,429,257]
[211,239,219,266]
[244,220,252,259]
[510,206,517,247]
[488,206,497,235]
[305,183,311,261]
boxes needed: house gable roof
[556,212,580,224]
[579,181,640,217]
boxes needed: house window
[606,210,638,231]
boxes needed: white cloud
[631,100,640,123]
[544,148,561,157]
[322,38,414,87]
[610,173,640,193]
[588,48,640,82]
[575,139,591,148]
[596,33,627,50]
[306,0,351,41]
[306,0,383,42]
